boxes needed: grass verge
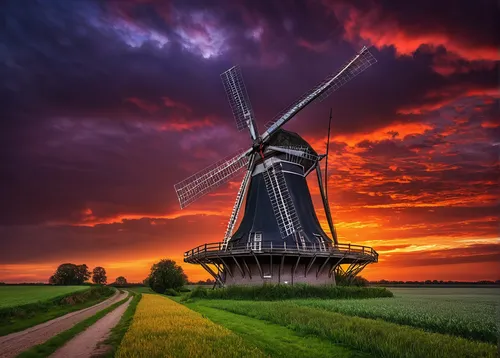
[201,300,497,358]
[97,292,142,358]
[17,292,130,358]
[116,294,265,358]
[0,286,115,336]
[185,302,367,358]
[186,284,393,301]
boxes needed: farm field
[0,285,89,308]
[291,287,499,342]
[181,287,498,358]
[0,285,114,337]
[116,294,265,357]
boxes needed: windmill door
[251,232,262,251]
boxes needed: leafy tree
[76,264,91,283]
[115,276,127,285]
[147,259,187,293]
[92,267,107,285]
[49,263,90,285]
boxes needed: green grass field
[290,287,499,342]
[181,287,498,358]
[0,286,90,308]
[0,285,114,336]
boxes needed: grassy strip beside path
[98,293,142,358]
[202,300,497,358]
[0,286,115,336]
[116,294,265,358]
[17,293,130,358]
[185,302,367,358]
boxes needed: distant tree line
[370,279,500,285]
[48,263,109,285]
[45,258,190,294]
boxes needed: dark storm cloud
[0,0,498,276]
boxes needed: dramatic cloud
[0,0,498,282]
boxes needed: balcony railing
[184,242,378,262]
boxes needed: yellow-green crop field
[116,294,265,358]
[115,287,499,358]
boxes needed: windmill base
[223,260,336,286]
[184,242,378,287]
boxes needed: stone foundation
[222,256,336,286]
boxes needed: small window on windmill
[251,232,262,251]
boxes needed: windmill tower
[175,47,379,286]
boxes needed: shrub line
[186,284,393,301]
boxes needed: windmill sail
[174,149,249,209]
[222,159,253,249]
[262,162,302,239]
[221,65,259,141]
[262,47,376,141]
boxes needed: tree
[115,276,127,286]
[49,263,90,285]
[76,264,91,283]
[92,267,107,285]
[147,259,187,293]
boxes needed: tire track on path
[0,290,127,358]
[51,295,132,358]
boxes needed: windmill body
[176,47,379,286]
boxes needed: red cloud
[297,38,331,53]
[326,2,498,75]
[126,97,160,113]
[162,96,192,112]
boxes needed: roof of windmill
[267,128,318,156]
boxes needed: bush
[147,259,187,294]
[187,284,393,301]
[164,288,180,296]
[335,274,369,287]
[178,287,191,293]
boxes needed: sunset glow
[1,0,498,283]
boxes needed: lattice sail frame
[263,47,376,140]
[174,149,249,209]
[221,66,258,140]
[262,162,302,239]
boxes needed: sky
[0,0,499,283]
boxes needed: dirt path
[51,296,132,358]
[0,290,127,358]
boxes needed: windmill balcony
[184,242,378,286]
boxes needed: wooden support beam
[218,256,233,278]
[232,256,245,277]
[293,256,301,275]
[305,255,317,277]
[317,254,332,278]
[328,254,347,278]
[242,257,252,279]
[251,251,263,278]
[316,164,338,245]
[279,255,285,283]
[270,254,273,277]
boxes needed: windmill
[175,47,379,286]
